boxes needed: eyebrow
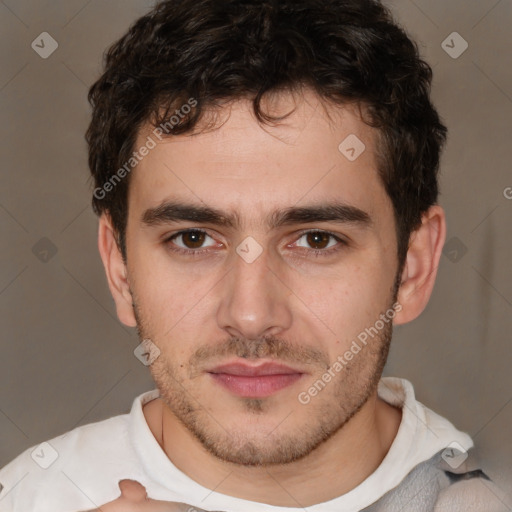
[141,200,373,231]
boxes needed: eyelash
[163,229,348,258]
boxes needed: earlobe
[393,205,446,325]
[97,214,137,327]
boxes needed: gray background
[1,0,511,504]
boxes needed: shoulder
[368,447,510,511]
[434,477,510,512]
[432,451,511,512]
[0,413,135,512]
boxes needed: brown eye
[181,231,206,248]
[169,230,216,250]
[295,231,339,251]
[305,232,331,250]
[290,230,347,258]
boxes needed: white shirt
[0,377,474,512]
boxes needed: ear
[97,214,137,327]
[393,205,446,325]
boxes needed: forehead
[128,89,389,228]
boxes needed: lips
[207,361,304,398]
[209,362,301,377]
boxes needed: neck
[146,392,402,507]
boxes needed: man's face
[124,90,400,466]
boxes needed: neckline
[129,377,473,511]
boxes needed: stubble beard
[133,302,395,467]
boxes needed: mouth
[207,361,305,398]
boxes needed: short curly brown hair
[85,0,447,270]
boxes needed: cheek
[292,261,393,341]
[128,254,186,337]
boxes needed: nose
[216,243,293,341]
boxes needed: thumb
[117,479,148,502]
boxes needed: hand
[82,479,197,511]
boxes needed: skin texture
[97,89,446,508]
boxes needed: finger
[117,479,148,502]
